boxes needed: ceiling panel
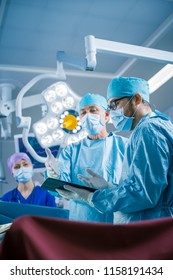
[0,0,173,137]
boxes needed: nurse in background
[1,152,56,207]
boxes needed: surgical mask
[13,167,33,183]
[110,96,137,131]
[110,108,134,131]
[81,113,104,135]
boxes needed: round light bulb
[51,101,63,114]
[41,135,52,146]
[35,122,47,135]
[52,130,64,141]
[55,83,68,97]
[62,96,74,108]
[46,118,58,129]
[44,90,57,102]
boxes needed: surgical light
[55,83,68,97]
[44,90,57,102]
[52,129,64,142]
[34,122,47,135]
[33,81,84,150]
[40,135,53,146]
[60,110,79,131]
[15,68,87,163]
[46,118,58,129]
[62,96,74,108]
[51,101,63,113]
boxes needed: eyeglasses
[108,96,130,111]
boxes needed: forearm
[90,182,164,214]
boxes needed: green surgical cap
[107,77,150,102]
[79,93,107,111]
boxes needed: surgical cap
[79,93,108,111]
[7,152,33,175]
[107,77,150,102]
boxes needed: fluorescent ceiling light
[148,64,173,94]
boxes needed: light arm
[85,35,173,71]
[16,72,66,128]
[84,35,173,92]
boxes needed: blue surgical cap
[107,77,150,102]
[79,93,107,111]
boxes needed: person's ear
[133,93,142,105]
[105,110,110,122]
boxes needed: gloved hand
[56,185,94,205]
[78,168,113,189]
[45,148,60,179]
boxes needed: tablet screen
[41,178,97,193]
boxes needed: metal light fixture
[84,35,173,93]
[33,81,87,149]
[15,61,88,163]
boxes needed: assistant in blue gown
[56,93,128,223]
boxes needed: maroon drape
[1,215,173,260]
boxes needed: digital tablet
[41,178,97,193]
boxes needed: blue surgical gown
[91,112,173,223]
[1,186,56,207]
[58,132,127,223]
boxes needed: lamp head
[33,81,87,148]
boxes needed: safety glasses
[108,96,130,111]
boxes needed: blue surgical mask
[13,167,33,183]
[81,113,104,135]
[110,96,137,131]
[110,108,134,131]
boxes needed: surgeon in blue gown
[60,77,173,223]
[45,93,127,223]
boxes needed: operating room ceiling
[0,0,173,136]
